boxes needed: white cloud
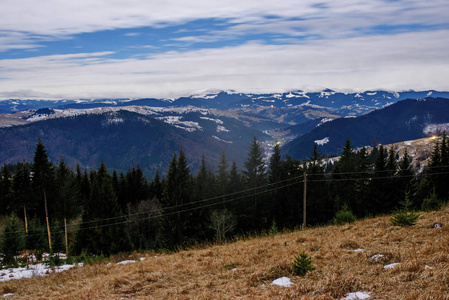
[0,29,448,99]
[1,0,448,51]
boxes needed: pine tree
[74,162,132,255]
[1,214,25,265]
[353,146,372,217]
[306,144,332,224]
[216,150,229,196]
[54,157,81,254]
[332,138,357,213]
[31,139,55,221]
[242,136,268,230]
[0,165,12,215]
[161,148,196,248]
[268,142,282,184]
[12,163,32,230]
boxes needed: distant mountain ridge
[282,97,449,159]
[2,89,449,116]
[0,109,269,177]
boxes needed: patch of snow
[212,135,233,143]
[217,125,230,132]
[367,92,377,96]
[427,91,433,96]
[200,117,223,124]
[318,118,334,126]
[140,257,145,261]
[393,92,400,98]
[2,293,14,297]
[384,263,400,269]
[423,123,449,135]
[117,260,136,265]
[315,137,329,146]
[341,291,370,300]
[158,116,202,132]
[425,265,433,270]
[404,141,413,146]
[370,254,384,262]
[272,277,293,287]
[0,263,78,282]
[350,248,365,252]
[106,117,124,125]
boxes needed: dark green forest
[0,135,448,260]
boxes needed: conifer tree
[74,162,132,255]
[31,139,55,220]
[0,165,12,215]
[353,146,372,216]
[216,150,229,196]
[12,163,32,230]
[242,136,267,230]
[54,157,80,254]
[268,142,283,184]
[1,214,25,265]
[306,144,332,224]
[332,138,357,212]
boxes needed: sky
[0,0,449,100]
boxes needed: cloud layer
[1,0,448,99]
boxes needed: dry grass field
[1,205,448,299]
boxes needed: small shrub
[333,204,356,225]
[269,220,279,236]
[46,253,64,267]
[292,252,315,276]
[391,193,420,227]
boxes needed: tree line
[0,134,448,260]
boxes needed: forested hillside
[1,134,448,258]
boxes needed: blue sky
[0,0,448,99]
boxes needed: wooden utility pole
[303,171,307,230]
[64,217,68,256]
[44,189,52,253]
[23,205,28,233]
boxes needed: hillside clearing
[1,206,448,299]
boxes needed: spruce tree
[332,138,357,213]
[0,165,12,215]
[306,144,332,224]
[1,214,25,266]
[31,139,55,222]
[242,136,268,230]
[74,162,132,255]
[12,163,32,229]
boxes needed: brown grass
[1,205,449,299]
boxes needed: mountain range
[1,89,448,176]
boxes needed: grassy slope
[1,206,448,299]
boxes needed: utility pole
[44,189,52,253]
[303,171,307,229]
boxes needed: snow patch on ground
[212,135,233,143]
[315,137,330,145]
[200,116,223,124]
[341,291,370,299]
[318,118,334,126]
[117,260,136,265]
[216,125,230,132]
[157,116,202,132]
[349,248,365,252]
[423,123,449,135]
[0,263,79,282]
[272,277,293,287]
[384,263,400,269]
